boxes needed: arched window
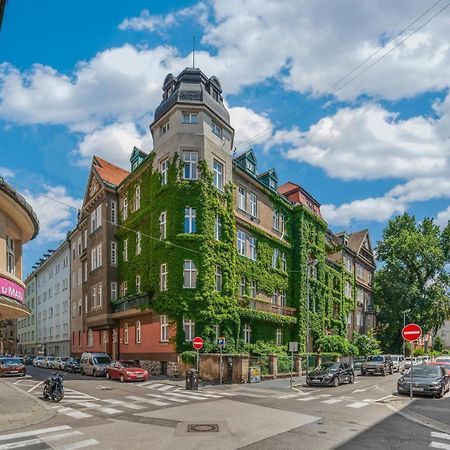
[124,323,129,344]
[136,321,141,344]
[87,329,93,347]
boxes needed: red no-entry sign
[192,337,204,350]
[402,323,422,342]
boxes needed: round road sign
[192,336,204,350]
[402,323,422,342]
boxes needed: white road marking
[321,399,343,404]
[101,399,125,405]
[165,392,209,401]
[0,438,42,449]
[59,439,100,450]
[156,385,173,391]
[76,402,101,408]
[430,442,450,449]
[277,394,299,399]
[201,390,236,396]
[65,411,93,419]
[97,407,122,415]
[44,431,83,441]
[27,381,43,392]
[374,394,395,402]
[346,401,369,408]
[431,432,450,441]
[146,393,188,403]
[143,383,165,389]
[0,426,71,441]
[297,396,320,401]
[175,389,222,398]
[317,394,332,398]
[57,408,74,413]
[126,396,170,406]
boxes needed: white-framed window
[83,229,88,249]
[249,236,257,261]
[344,282,352,298]
[91,247,97,271]
[88,329,93,347]
[272,248,280,268]
[91,286,97,309]
[124,323,129,344]
[215,266,222,292]
[357,287,364,303]
[182,112,198,124]
[160,315,169,342]
[246,159,255,173]
[344,256,353,273]
[160,159,169,185]
[135,185,141,211]
[281,253,287,271]
[240,275,246,296]
[160,212,167,239]
[280,291,286,306]
[136,275,141,293]
[357,264,364,279]
[243,324,251,344]
[273,210,280,231]
[111,200,117,224]
[249,193,257,217]
[183,152,198,180]
[122,196,128,221]
[160,263,168,291]
[212,121,222,138]
[183,318,195,342]
[347,312,352,325]
[238,187,246,211]
[98,284,102,307]
[184,207,196,233]
[250,280,257,298]
[6,235,15,275]
[122,280,128,296]
[237,230,246,256]
[183,260,197,288]
[85,295,88,314]
[77,236,82,255]
[111,282,117,302]
[272,290,278,305]
[276,329,283,346]
[90,204,102,233]
[161,121,170,136]
[280,214,286,234]
[136,321,141,344]
[269,177,276,190]
[136,231,141,255]
[213,160,223,190]
[123,239,128,262]
[214,215,222,241]
[83,262,87,282]
[96,243,102,268]
[111,241,117,265]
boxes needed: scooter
[43,372,64,402]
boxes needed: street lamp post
[306,259,318,375]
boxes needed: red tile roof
[278,181,322,217]
[93,156,129,187]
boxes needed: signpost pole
[219,347,223,385]
[196,349,199,372]
[410,343,413,400]
[402,324,422,402]
[290,349,294,389]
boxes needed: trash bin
[186,369,199,390]
[248,366,261,383]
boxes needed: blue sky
[1,0,449,275]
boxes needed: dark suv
[306,362,355,387]
[361,355,394,376]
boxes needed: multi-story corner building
[106,67,358,373]
[328,230,376,337]
[69,156,128,357]
[17,274,37,355]
[34,242,71,356]
[0,177,39,354]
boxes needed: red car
[106,360,148,382]
[430,358,450,375]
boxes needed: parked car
[33,356,45,367]
[398,365,450,398]
[24,356,34,365]
[417,356,431,365]
[106,360,148,382]
[352,356,366,371]
[361,355,394,376]
[404,357,418,370]
[429,357,450,375]
[0,357,26,377]
[80,352,112,377]
[53,357,69,370]
[64,358,81,373]
[390,355,405,373]
[306,362,354,387]
[42,356,57,369]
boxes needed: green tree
[314,335,358,355]
[375,213,450,352]
[433,336,444,353]
[352,331,381,356]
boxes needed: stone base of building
[139,359,180,377]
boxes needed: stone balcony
[239,297,296,317]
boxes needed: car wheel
[120,375,125,383]
[306,380,312,386]
[93,370,97,377]
[349,374,355,384]
[333,377,339,388]
[381,369,386,376]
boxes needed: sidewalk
[0,379,55,432]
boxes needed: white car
[33,356,45,367]
[404,357,417,369]
[390,355,405,373]
[53,357,69,370]
[416,356,431,365]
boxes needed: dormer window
[246,160,255,173]
[269,178,276,190]
[213,89,220,102]
[160,122,170,136]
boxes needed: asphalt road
[5,368,450,449]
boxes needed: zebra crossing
[276,390,389,409]
[0,425,101,450]
[430,431,450,449]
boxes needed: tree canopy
[375,213,450,352]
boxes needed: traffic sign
[402,323,422,342]
[289,341,298,352]
[192,337,204,350]
[217,337,226,348]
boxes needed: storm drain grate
[187,424,220,433]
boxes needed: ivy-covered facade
[107,67,375,372]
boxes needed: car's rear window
[367,356,384,362]
[0,358,21,365]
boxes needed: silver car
[32,356,45,367]
[53,357,69,370]
[42,356,56,368]
[80,352,111,377]
[390,355,405,373]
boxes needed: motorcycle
[43,372,64,402]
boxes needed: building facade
[0,177,39,354]
[35,242,71,356]
[17,274,37,355]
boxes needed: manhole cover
[187,424,219,433]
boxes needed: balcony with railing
[238,297,296,317]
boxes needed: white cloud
[75,122,151,169]
[24,186,82,243]
[321,196,407,226]
[436,206,450,228]
[0,166,14,178]
[229,106,273,146]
